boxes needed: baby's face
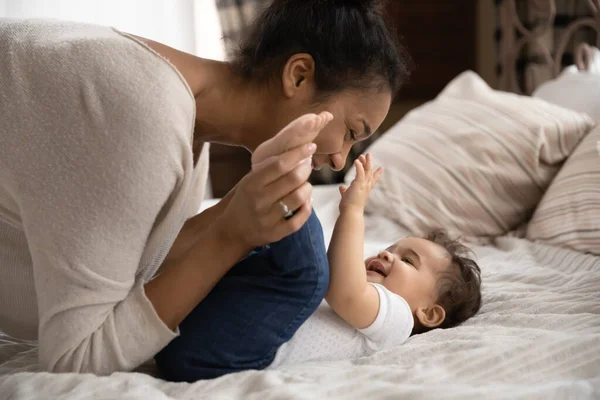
[364,237,451,312]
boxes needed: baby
[155,153,482,381]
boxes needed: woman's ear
[415,304,446,329]
[281,53,316,99]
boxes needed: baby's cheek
[387,274,407,296]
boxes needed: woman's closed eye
[348,129,358,141]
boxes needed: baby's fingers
[373,167,384,184]
[365,153,373,173]
[339,184,348,195]
[354,159,365,181]
[358,154,368,173]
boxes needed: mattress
[1,184,599,399]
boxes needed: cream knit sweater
[0,19,209,374]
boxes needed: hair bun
[331,0,384,8]
[338,0,381,5]
[288,0,384,10]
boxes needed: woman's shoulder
[2,19,194,129]
[0,19,198,194]
[1,19,195,150]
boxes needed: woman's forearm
[162,187,236,265]
[161,202,223,265]
[145,221,248,331]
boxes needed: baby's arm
[325,154,382,329]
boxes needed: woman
[0,0,410,374]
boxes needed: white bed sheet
[1,184,599,399]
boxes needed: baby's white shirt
[269,283,414,368]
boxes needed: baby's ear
[415,304,446,329]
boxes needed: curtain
[215,0,272,55]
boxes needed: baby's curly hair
[425,230,482,331]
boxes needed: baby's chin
[366,271,385,284]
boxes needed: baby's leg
[154,210,329,382]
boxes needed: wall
[382,0,498,136]
[194,0,226,60]
[477,0,498,88]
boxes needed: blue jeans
[154,210,329,382]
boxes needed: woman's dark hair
[231,0,412,97]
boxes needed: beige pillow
[351,71,595,238]
[526,69,600,254]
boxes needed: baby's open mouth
[367,260,387,277]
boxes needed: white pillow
[527,66,600,254]
[533,66,600,121]
[348,71,595,238]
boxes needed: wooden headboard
[498,0,600,94]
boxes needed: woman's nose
[329,153,345,171]
[330,142,355,171]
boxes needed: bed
[1,1,600,399]
[1,186,599,399]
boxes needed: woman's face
[267,54,392,171]
[309,90,392,171]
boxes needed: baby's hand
[338,153,383,212]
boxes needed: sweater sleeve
[5,23,196,374]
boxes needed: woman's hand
[215,112,333,252]
[338,153,383,212]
